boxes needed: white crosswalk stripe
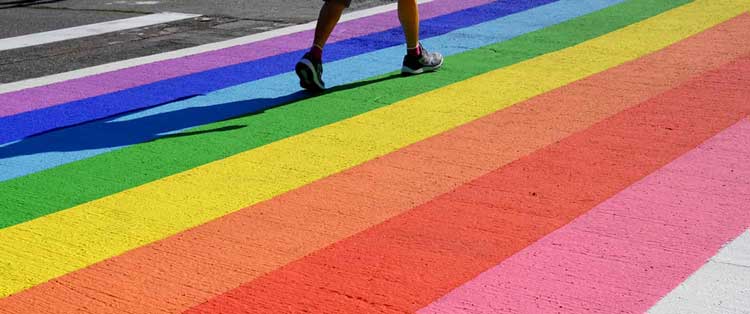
[0,12,200,52]
[648,230,750,314]
[0,0,434,94]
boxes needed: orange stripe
[2,14,750,314]
[186,55,750,313]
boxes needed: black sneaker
[401,43,444,75]
[295,52,325,91]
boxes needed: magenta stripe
[419,118,750,314]
[0,0,492,117]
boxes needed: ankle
[309,44,323,62]
[407,43,421,57]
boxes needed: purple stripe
[0,0,492,117]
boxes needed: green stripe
[0,0,689,229]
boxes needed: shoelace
[420,48,437,64]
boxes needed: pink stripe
[0,0,491,117]
[420,118,750,314]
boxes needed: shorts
[324,0,351,8]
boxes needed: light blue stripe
[0,0,625,182]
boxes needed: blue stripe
[0,0,626,182]
[0,0,556,145]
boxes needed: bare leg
[297,0,347,90]
[313,1,347,49]
[398,0,443,75]
[398,0,420,49]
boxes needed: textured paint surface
[184,55,750,314]
[0,0,622,182]
[0,0,557,144]
[0,0,492,117]
[648,231,750,314]
[3,11,748,314]
[0,0,683,229]
[2,0,749,312]
[420,118,750,313]
[1,0,731,297]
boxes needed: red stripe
[3,15,749,314]
[421,119,750,313]
[186,56,750,313]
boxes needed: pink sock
[407,44,421,57]
[309,45,323,61]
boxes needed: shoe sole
[401,58,444,76]
[295,59,325,91]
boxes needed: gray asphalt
[0,7,140,38]
[36,0,394,23]
[0,0,395,83]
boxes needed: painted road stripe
[0,0,743,298]
[0,12,201,52]
[0,0,684,227]
[648,231,750,314]
[0,0,646,226]
[185,57,750,313]
[0,0,480,118]
[3,14,746,313]
[0,0,438,95]
[0,0,606,181]
[420,120,750,314]
[0,0,560,143]
[0,0,556,145]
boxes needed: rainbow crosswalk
[0,0,748,313]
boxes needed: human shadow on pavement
[0,73,401,160]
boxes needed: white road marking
[648,230,750,314]
[0,0,434,94]
[0,12,200,52]
[108,1,162,4]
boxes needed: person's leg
[398,0,420,53]
[296,0,350,91]
[312,0,348,53]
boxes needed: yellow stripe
[1,0,747,297]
